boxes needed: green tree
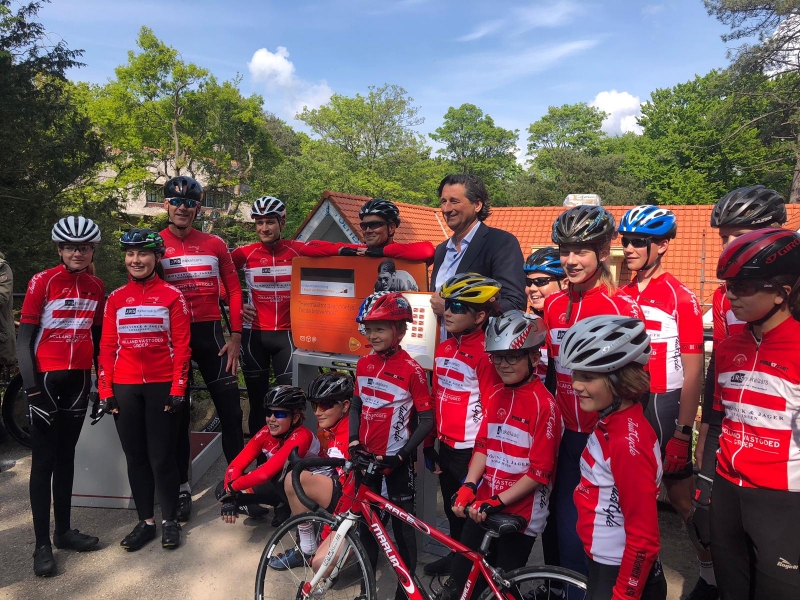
[526,103,607,159]
[0,0,105,287]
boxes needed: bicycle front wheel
[255,512,376,600]
[477,565,588,600]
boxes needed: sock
[298,522,318,555]
[144,520,155,526]
[180,482,191,493]
[699,560,716,586]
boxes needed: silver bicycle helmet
[251,196,287,219]
[559,315,651,373]
[485,310,547,352]
[51,216,101,244]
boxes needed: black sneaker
[162,520,181,549]
[176,490,192,522]
[53,529,99,552]
[33,545,56,577]
[120,521,157,552]
[685,577,719,600]
[240,503,270,519]
[271,502,290,528]
[424,553,452,576]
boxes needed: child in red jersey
[439,310,562,600]
[546,205,643,581]
[561,315,665,600]
[711,228,800,599]
[18,217,105,576]
[423,273,502,577]
[348,292,433,600]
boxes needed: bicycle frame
[304,478,510,600]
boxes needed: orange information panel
[290,256,432,359]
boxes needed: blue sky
[38,0,737,156]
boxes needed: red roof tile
[293,191,800,308]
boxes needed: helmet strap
[598,373,623,419]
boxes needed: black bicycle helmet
[164,176,203,201]
[552,205,616,245]
[119,228,166,256]
[524,247,564,278]
[307,372,354,401]
[717,228,800,281]
[710,185,786,228]
[359,198,401,226]
[264,385,307,411]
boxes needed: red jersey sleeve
[92,278,106,326]
[213,236,243,331]
[225,430,267,488]
[409,360,433,412]
[230,246,246,271]
[527,394,561,485]
[383,242,436,264]
[473,388,497,456]
[476,353,502,401]
[677,284,704,354]
[297,240,346,257]
[712,286,725,347]
[168,291,192,397]
[19,271,48,325]
[97,292,119,400]
[610,438,661,599]
[232,428,313,491]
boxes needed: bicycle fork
[297,512,360,598]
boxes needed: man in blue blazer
[430,174,526,321]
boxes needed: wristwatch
[676,424,693,436]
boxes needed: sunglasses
[167,197,200,209]
[526,276,557,288]
[311,399,342,412]
[60,244,93,254]
[359,221,389,231]
[621,237,650,249]
[264,408,292,419]
[444,299,476,315]
[726,279,776,297]
[490,352,527,366]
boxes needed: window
[203,191,231,210]
[145,186,161,204]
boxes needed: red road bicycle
[255,453,587,600]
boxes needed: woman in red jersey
[561,315,666,600]
[545,205,643,582]
[18,216,105,576]
[97,229,191,552]
[710,228,800,600]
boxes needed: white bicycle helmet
[485,310,546,352]
[51,216,101,244]
[560,315,651,373]
[251,196,286,219]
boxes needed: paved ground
[0,439,698,599]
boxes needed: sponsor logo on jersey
[626,418,641,456]
[261,267,272,274]
[126,297,135,304]
[730,372,746,384]
[125,308,137,315]
[733,353,747,367]
[759,359,788,372]
[169,258,182,266]
[497,407,507,419]
[777,557,798,570]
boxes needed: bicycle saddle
[480,513,527,536]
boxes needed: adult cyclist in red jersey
[711,228,800,600]
[617,206,707,596]
[561,315,666,600]
[97,229,191,551]
[18,217,105,576]
[690,185,786,600]
[159,175,244,522]
[545,205,642,587]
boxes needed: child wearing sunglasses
[710,228,800,599]
[216,386,326,525]
[546,205,642,583]
[439,311,561,600]
[422,273,502,577]
[349,292,434,600]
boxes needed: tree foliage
[526,102,607,158]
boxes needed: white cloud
[591,90,643,135]
[456,20,503,42]
[457,1,581,42]
[248,46,333,120]
[641,4,665,16]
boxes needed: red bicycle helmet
[356,292,413,323]
[717,228,800,280]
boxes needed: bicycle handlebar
[292,457,346,512]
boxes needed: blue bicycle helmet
[618,205,677,239]
[524,246,564,278]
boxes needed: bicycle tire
[1,374,31,447]
[476,565,588,600]
[255,512,376,600]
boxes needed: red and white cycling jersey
[159,227,243,330]
[300,239,436,264]
[544,285,642,432]
[225,424,325,491]
[231,240,313,331]
[323,414,351,461]
[355,349,433,456]
[20,265,105,372]
[474,378,562,536]
[97,277,191,399]
[713,317,800,491]
[431,329,501,449]
[712,284,746,346]
[575,403,662,599]
[622,273,704,393]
